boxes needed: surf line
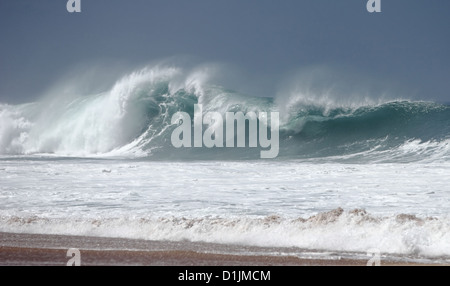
[170,104,279,158]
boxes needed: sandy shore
[0,232,443,266]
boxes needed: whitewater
[1,65,449,263]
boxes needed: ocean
[1,66,449,264]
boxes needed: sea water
[0,65,449,262]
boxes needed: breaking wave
[1,208,450,259]
[1,65,449,162]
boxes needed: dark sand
[0,232,444,266]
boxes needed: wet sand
[0,232,443,266]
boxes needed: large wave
[1,65,449,162]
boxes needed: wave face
[1,66,449,162]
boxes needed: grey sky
[1,0,449,104]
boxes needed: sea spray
[0,66,448,162]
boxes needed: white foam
[0,66,187,156]
[1,159,449,259]
[0,104,33,154]
[1,210,449,258]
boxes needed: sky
[0,0,449,104]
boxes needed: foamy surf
[1,209,450,261]
[1,158,449,262]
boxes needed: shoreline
[0,232,445,266]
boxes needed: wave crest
[0,65,449,162]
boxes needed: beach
[0,232,442,266]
